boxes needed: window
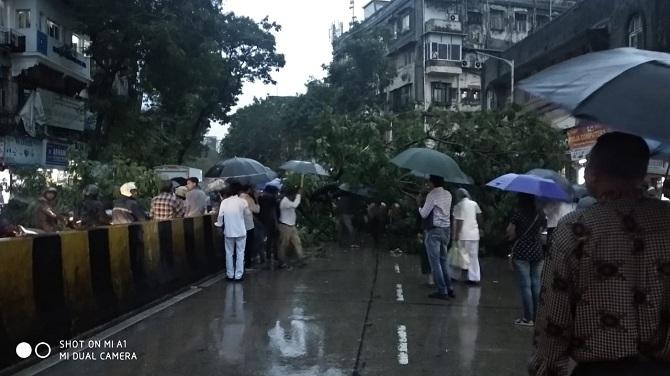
[490,10,504,31]
[427,35,462,61]
[431,82,450,107]
[515,13,527,32]
[47,19,60,40]
[396,50,413,68]
[401,14,410,32]
[536,14,549,28]
[72,34,82,54]
[16,9,30,29]
[392,84,412,112]
[460,89,481,104]
[628,15,643,48]
[468,11,482,25]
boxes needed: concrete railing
[0,215,223,369]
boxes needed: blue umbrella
[486,173,570,201]
[519,48,670,143]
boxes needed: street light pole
[475,51,515,105]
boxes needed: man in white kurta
[216,190,250,281]
[451,188,482,283]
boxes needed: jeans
[424,227,452,294]
[513,259,544,321]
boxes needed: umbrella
[280,160,329,176]
[486,173,570,201]
[518,48,670,143]
[390,148,471,184]
[280,160,329,187]
[526,169,574,199]
[338,183,375,198]
[205,157,275,185]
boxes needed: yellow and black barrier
[0,215,223,368]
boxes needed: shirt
[279,194,301,226]
[543,201,577,228]
[150,193,185,221]
[185,188,208,217]
[419,187,452,228]
[239,193,260,231]
[530,197,670,376]
[216,195,249,238]
[453,198,482,240]
[510,209,545,262]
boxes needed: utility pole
[475,51,515,104]
[549,0,553,21]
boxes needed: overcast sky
[207,0,365,138]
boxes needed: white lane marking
[396,284,404,302]
[16,287,203,375]
[397,325,409,365]
[394,264,400,274]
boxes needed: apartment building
[335,0,578,112]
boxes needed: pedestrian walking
[76,184,110,230]
[216,182,250,281]
[150,181,185,221]
[240,184,260,269]
[259,185,281,267]
[367,200,387,248]
[335,193,359,248]
[34,187,64,232]
[419,175,455,300]
[506,193,546,327]
[450,188,482,285]
[112,182,147,224]
[185,177,208,217]
[530,133,670,376]
[278,186,306,268]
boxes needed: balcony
[425,59,462,76]
[0,27,26,53]
[425,18,463,34]
[11,30,91,83]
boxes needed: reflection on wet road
[21,246,532,376]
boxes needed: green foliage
[68,0,285,165]
[426,106,569,253]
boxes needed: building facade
[337,0,578,113]
[483,0,670,112]
[0,0,91,169]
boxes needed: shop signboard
[2,136,42,166]
[43,140,69,168]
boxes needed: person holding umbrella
[506,193,546,327]
[419,175,455,300]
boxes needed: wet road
[17,246,533,376]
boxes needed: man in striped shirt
[419,175,454,300]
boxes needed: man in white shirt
[278,187,306,268]
[451,188,483,284]
[419,175,454,300]
[216,182,251,281]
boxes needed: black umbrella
[205,157,275,185]
[390,148,472,184]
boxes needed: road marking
[397,325,409,365]
[394,264,400,274]
[396,284,404,302]
[15,287,203,375]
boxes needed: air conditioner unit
[474,61,483,69]
[449,14,460,22]
[461,60,470,68]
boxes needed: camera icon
[16,342,52,359]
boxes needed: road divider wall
[0,215,223,369]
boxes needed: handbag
[448,242,470,270]
[508,215,540,270]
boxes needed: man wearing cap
[112,182,147,225]
[531,132,670,375]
